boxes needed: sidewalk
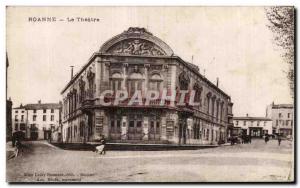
[6,142,16,160]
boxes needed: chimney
[246,113,249,117]
[70,66,74,80]
[38,100,41,104]
[216,77,219,87]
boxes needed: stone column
[95,57,101,99]
[187,118,193,144]
[142,116,149,140]
[144,64,150,95]
[121,116,127,140]
[122,63,128,90]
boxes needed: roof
[60,27,231,99]
[25,103,61,110]
[271,104,293,109]
[14,103,61,110]
[233,117,272,121]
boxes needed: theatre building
[61,27,233,145]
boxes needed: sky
[6,6,293,117]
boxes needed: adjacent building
[233,115,272,138]
[266,103,294,137]
[12,101,61,140]
[61,27,233,145]
[6,98,13,141]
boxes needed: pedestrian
[100,137,106,155]
[278,136,282,146]
[249,135,252,144]
[264,134,269,144]
[95,136,106,155]
[15,140,21,157]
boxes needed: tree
[265,6,294,98]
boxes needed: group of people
[264,134,282,146]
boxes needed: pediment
[106,39,166,56]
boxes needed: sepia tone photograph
[6,6,295,183]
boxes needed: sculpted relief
[107,39,166,56]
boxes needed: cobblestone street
[6,139,294,182]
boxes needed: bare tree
[265,6,294,98]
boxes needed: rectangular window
[15,115,18,121]
[20,123,26,130]
[288,113,291,118]
[21,115,24,121]
[51,115,54,121]
[116,120,121,133]
[15,110,18,113]
[110,120,115,132]
[80,124,84,137]
[15,124,18,131]
[33,109,37,113]
[279,113,282,118]
[286,120,289,126]
[51,109,54,113]
[236,121,239,125]
[276,120,278,126]
[43,115,46,121]
[33,115,36,121]
[156,122,160,134]
[257,121,260,126]
[244,121,246,126]
[43,109,47,113]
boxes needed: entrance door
[149,121,161,140]
[128,120,143,140]
[250,127,262,138]
[179,122,187,144]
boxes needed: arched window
[206,92,211,114]
[87,68,95,98]
[110,72,122,92]
[149,73,162,91]
[211,96,216,117]
[79,78,85,102]
[193,83,202,106]
[127,73,144,96]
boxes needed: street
[6,139,294,182]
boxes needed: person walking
[278,136,282,146]
[95,136,106,156]
[100,137,106,155]
[264,134,269,144]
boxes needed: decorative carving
[124,27,153,35]
[108,39,166,56]
[149,65,163,71]
[79,77,85,90]
[178,71,190,90]
[128,65,144,75]
[87,68,95,82]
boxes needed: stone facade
[61,27,233,145]
[233,116,273,138]
[266,103,294,138]
[12,101,61,140]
